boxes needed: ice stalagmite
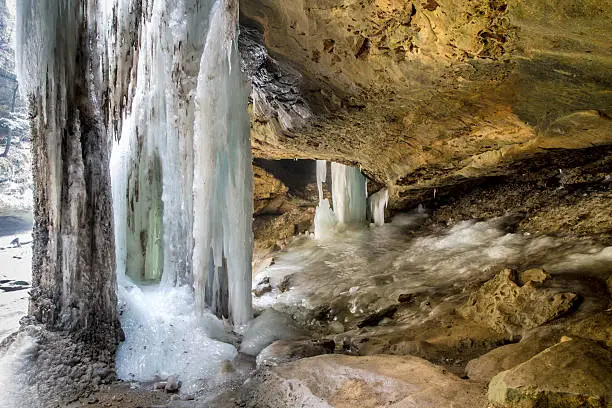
[192,0,253,326]
[368,188,389,226]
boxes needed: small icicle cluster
[314,160,390,238]
[314,160,378,239]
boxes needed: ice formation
[105,0,253,386]
[115,283,237,393]
[316,159,327,201]
[314,161,368,238]
[368,188,389,226]
[192,0,253,327]
[239,309,304,356]
[107,0,252,321]
[331,162,367,225]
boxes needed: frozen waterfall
[106,0,253,388]
[331,163,367,225]
[108,0,251,323]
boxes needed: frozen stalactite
[368,188,389,226]
[331,162,367,225]
[316,159,327,202]
[314,199,338,240]
[192,0,253,326]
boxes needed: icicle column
[316,160,327,202]
[192,0,253,326]
[331,163,367,225]
[314,160,337,239]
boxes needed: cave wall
[17,1,117,345]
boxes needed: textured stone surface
[253,165,290,214]
[467,312,612,382]
[466,327,562,382]
[488,338,612,408]
[458,269,578,337]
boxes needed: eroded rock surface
[458,268,578,337]
[256,339,334,367]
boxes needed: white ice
[0,333,39,408]
[115,280,238,393]
[314,162,368,239]
[368,188,389,226]
[239,308,305,356]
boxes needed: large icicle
[192,0,253,326]
[331,162,367,225]
[368,188,389,226]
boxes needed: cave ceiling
[240,0,612,208]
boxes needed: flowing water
[255,212,612,326]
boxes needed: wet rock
[488,338,612,408]
[0,280,30,292]
[328,321,345,334]
[466,327,562,382]
[519,268,550,285]
[398,293,415,303]
[153,382,167,391]
[277,275,293,293]
[256,339,335,367]
[458,268,578,337]
[357,305,398,328]
[215,354,487,407]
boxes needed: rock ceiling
[240,0,612,208]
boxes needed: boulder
[256,339,334,367]
[458,268,578,337]
[217,354,487,407]
[240,309,307,356]
[488,338,612,408]
[467,311,612,382]
[466,327,562,382]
